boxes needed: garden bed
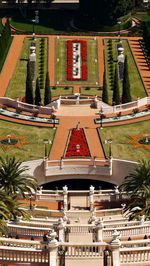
[64,127,91,158]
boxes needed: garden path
[0,35,25,97]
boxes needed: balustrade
[120,247,150,264]
[0,247,48,263]
[7,224,52,237]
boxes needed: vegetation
[119,160,150,219]
[122,56,132,103]
[99,120,150,161]
[112,65,120,105]
[102,72,108,104]
[56,38,98,85]
[79,0,138,26]
[0,156,37,196]
[25,61,33,104]
[0,120,56,161]
[0,155,38,234]
[0,19,12,72]
[44,72,51,106]
[35,78,41,106]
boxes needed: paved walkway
[50,114,105,160]
[0,35,25,97]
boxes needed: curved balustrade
[7,224,52,237]
[0,237,41,249]
[0,246,48,264]
[103,224,150,239]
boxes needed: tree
[25,61,33,105]
[44,72,51,106]
[119,160,150,219]
[122,56,131,103]
[0,156,37,197]
[35,78,41,106]
[102,71,108,104]
[112,65,120,105]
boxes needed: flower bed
[67,40,88,81]
[65,128,91,158]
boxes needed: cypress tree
[102,71,108,104]
[35,78,41,106]
[112,65,120,105]
[25,61,33,104]
[122,56,132,103]
[44,72,51,106]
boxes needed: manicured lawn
[51,86,73,97]
[55,38,99,86]
[0,120,56,161]
[99,120,150,161]
[81,87,102,97]
[6,37,48,105]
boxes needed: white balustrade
[103,224,150,239]
[7,224,52,237]
[120,247,150,264]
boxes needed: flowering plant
[65,128,91,158]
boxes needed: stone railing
[121,239,150,248]
[120,247,150,264]
[44,158,112,177]
[61,242,106,257]
[7,224,52,238]
[0,246,48,264]
[36,193,63,201]
[10,220,54,229]
[103,224,150,239]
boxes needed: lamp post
[99,107,103,129]
[107,139,112,158]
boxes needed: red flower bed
[67,40,88,81]
[65,128,91,158]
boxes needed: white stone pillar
[57,218,65,242]
[63,185,68,211]
[114,185,120,200]
[89,185,95,211]
[96,218,104,242]
[110,230,121,266]
[48,231,58,266]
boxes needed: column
[89,185,95,211]
[96,218,104,242]
[110,230,121,266]
[48,231,58,266]
[63,185,68,211]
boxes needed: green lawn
[51,86,73,97]
[6,37,48,105]
[81,87,103,97]
[99,120,150,161]
[0,120,56,161]
[55,38,99,86]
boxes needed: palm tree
[0,156,37,197]
[119,160,150,219]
